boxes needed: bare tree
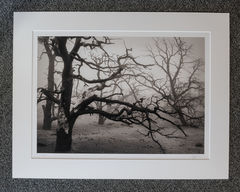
[38,36,187,153]
[38,37,56,130]
[140,37,204,126]
[88,53,142,125]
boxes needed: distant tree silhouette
[38,37,56,130]
[138,37,204,126]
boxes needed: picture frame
[13,12,229,179]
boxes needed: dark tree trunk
[58,38,73,117]
[55,128,72,152]
[55,110,76,152]
[42,39,55,130]
[54,37,76,152]
[42,101,52,130]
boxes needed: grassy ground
[37,115,204,154]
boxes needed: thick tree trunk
[59,39,73,118]
[55,107,75,152]
[54,37,76,152]
[54,55,73,151]
[55,128,72,152]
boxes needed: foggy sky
[37,36,205,91]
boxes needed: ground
[37,115,204,154]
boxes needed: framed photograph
[13,12,229,179]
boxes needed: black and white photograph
[36,35,205,154]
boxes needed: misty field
[37,114,204,154]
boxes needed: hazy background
[38,37,204,87]
[37,36,205,154]
[37,36,205,123]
